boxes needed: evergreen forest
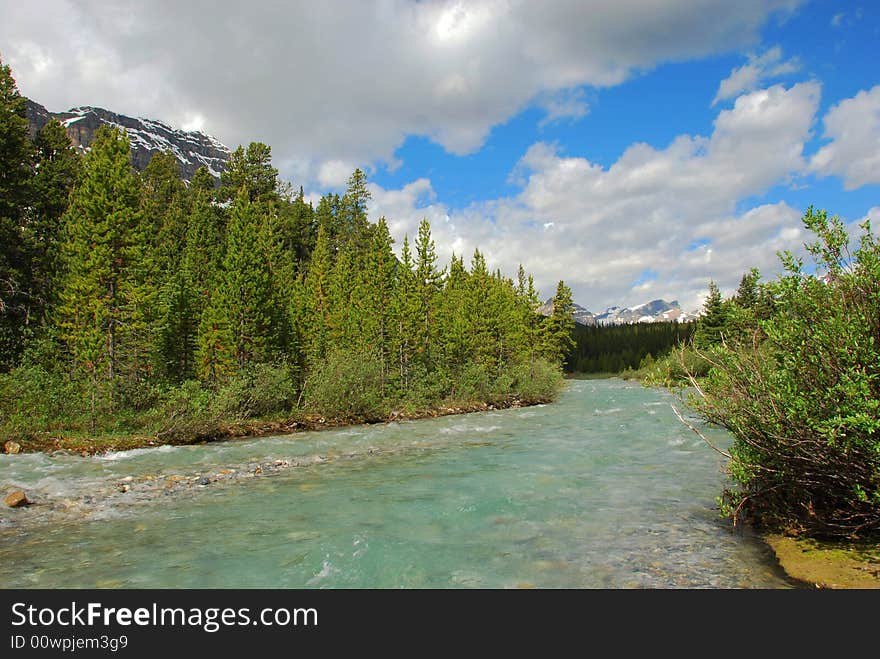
[0,59,573,447]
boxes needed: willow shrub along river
[0,379,792,588]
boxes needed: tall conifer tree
[55,126,149,420]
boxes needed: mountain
[536,299,597,326]
[25,99,231,181]
[539,297,699,326]
[594,299,700,324]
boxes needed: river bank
[765,535,880,589]
[2,396,539,457]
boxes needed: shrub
[304,349,387,420]
[213,362,299,419]
[148,380,219,441]
[0,364,92,439]
[690,208,880,538]
[504,358,565,403]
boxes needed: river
[0,378,792,588]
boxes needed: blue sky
[372,1,877,218]
[2,0,878,310]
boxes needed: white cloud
[713,46,800,105]
[810,85,880,190]
[0,0,801,184]
[368,83,820,311]
[317,160,359,189]
[537,88,590,127]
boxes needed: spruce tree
[219,142,278,203]
[303,224,333,365]
[25,119,81,325]
[735,268,761,310]
[218,187,277,368]
[540,280,576,366]
[391,236,418,390]
[339,168,372,254]
[195,294,235,383]
[55,126,148,421]
[0,58,34,369]
[694,280,729,348]
[437,253,471,372]
[413,219,444,368]
[360,218,396,382]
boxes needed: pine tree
[0,58,34,369]
[694,280,729,348]
[303,224,333,364]
[391,236,418,390]
[195,294,235,383]
[360,218,396,382]
[735,268,761,309]
[189,166,216,193]
[540,281,576,366]
[25,119,81,324]
[219,142,278,203]
[55,126,149,422]
[437,253,471,372]
[327,237,359,350]
[413,219,444,368]
[218,187,277,368]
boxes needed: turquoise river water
[0,379,792,588]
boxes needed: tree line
[0,59,574,441]
[566,320,695,374]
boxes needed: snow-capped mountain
[26,99,231,181]
[536,299,597,326]
[594,299,699,325]
[538,297,699,326]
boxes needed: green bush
[504,358,564,403]
[0,364,92,439]
[146,380,219,441]
[633,346,710,388]
[691,208,880,538]
[304,349,387,420]
[213,362,299,420]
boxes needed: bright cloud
[810,85,880,190]
[713,46,800,105]
[0,0,800,181]
[369,82,820,311]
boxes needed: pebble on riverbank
[3,441,21,454]
[4,490,29,508]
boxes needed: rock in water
[4,441,21,454]
[4,490,29,508]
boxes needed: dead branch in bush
[670,403,731,459]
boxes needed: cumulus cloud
[810,85,880,190]
[0,0,800,183]
[368,83,821,311]
[713,46,800,105]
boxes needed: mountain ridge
[25,98,231,181]
[538,297,699,326]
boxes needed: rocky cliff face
[25,99,231,181]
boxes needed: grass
[765,535,880,589]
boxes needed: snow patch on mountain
[26,99,231,181]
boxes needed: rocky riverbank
[0,398,537,531]
[3,397,533,458]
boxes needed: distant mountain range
[538,298,699,326]
[25,99,231,181]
